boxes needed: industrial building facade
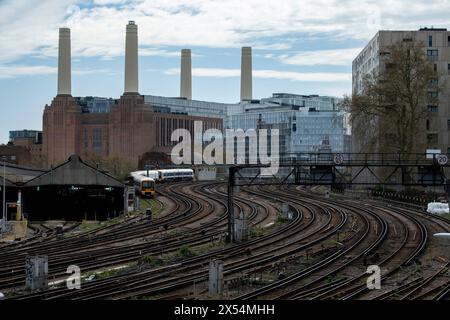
[43,94,222,166]
[42,22,222,168]
[39,21,351,168]
[352,28,450,153]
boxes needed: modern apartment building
[352,28,450,153]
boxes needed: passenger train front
[130,171,156,197]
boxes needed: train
[130,172,156,197]
[131,169,194,183]
[129,168,194,197]
[158,169,194,182]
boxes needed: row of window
[427,105,438,112]
[162,172,192,177]
[425,32,450,152]
[428,35,450,47]
[426,118,450,131]
[431,63,450,72]
[427,49,438,57]
[425,138,450,153]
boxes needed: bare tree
[346,40,441,158]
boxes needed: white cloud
[278,48,363,66]
[93,0,128,5]
[0,65,57,78]
[73,68,112,75]
[254,70,351,82]
[0,64,111,78]
[139,48,182,57]
[0,0,80,63]
[165,68,239,77]
[1,0,449,64]
[165,67,351,82]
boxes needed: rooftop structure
[9,130,42,144]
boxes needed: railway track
[2,182,448,300]
[9,182,336,299]
[236,185,449,300]
[0,181,270,296]
[0,182,217,289]
[20,185,352,299]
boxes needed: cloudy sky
[0,0,449,143]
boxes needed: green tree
[82,151,136,181]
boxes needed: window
[428,105,438,112]
[427,119,430,130]
[448,35,450,46]
[429,78,438,86]
[427,49,438,60]
[428,91,438,99]
[427,133,438,145]
[83,128,88,148]
[93,128,102,149]
[448,63,450,74]
[447,119,450,130]
[428,35,433,47]
[434,64,438,72]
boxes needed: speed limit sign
[435,154,448,166]
[333,153,344,165]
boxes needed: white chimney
[240,46,252,101]
[180,49,192,100]
[57,28,71,95]
[124,21,139,94]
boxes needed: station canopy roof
[24,155,124,188]
[0,175,16,187]
[1,163,45,184]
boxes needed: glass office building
[260,93,342,111]
[229,101,350,159]
[144,95,244,120]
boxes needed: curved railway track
[237,185,449,300]
[1,182,449,300]
[1,181,270,293]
